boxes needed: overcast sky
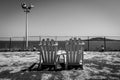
[0,0,120,37]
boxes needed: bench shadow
[21,63,83,72]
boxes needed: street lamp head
[28,4,34,10]
[30,4,34,8]
[21,3,27,9]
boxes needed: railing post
[88,36,89,51]
[22,37,24,50]
[39,36,41,42]
[55,36,57,41]
[24,37,26,50]
[9,37,12,51]
[104,36,106,51]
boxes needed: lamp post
[21,3,34,50]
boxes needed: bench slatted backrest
[40,39,58,64]
[65,38,83,64]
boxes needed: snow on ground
[0,52,39,73]
[0,51,120,80]
[41,73,52,80]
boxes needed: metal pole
[26,11,28,50]
[21,3,34,50]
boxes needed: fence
[0,36,120,51]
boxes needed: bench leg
[28,63,37,71]
[65,64,68,70]
[37,63,41,71]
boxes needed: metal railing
[0,36,120,51]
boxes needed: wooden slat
[46,39,50,63]
[75,51,77,63]
[51,44,53,63]
[54,43,57,63]
[42,47,46,63]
